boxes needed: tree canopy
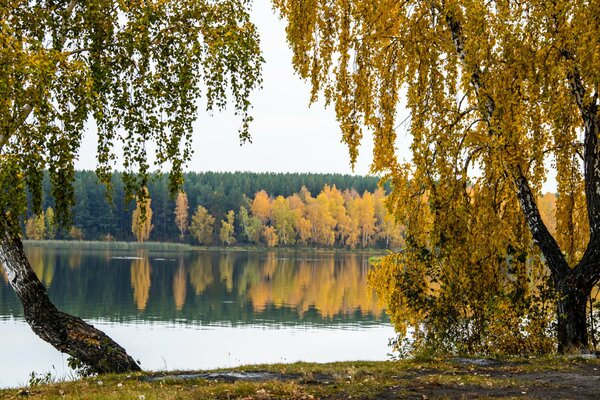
[275,0,600,353]
[1,0,263,229]
[0,0,262,373]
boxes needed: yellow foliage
[189,206,215,245]
[130,252,151,311]
[131,188,153,243]
[172,263,187,311]
[174,191,189,241]
[275,0,600,354]
[189,253,214,295]
[262,226,278,247]
[251,190,271,223]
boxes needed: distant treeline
[25,171,385,244]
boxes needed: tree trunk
[0,226,141,374]
[556,277,590,353]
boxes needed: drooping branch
[3,0,79,152]
[444,12,569,277]
[445,15,495,122]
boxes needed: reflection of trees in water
[4,249,384,323]
[189,253,213,295]
[130,251,151,310]
[218,253,234,291]
[172,260,187,310]
[240,252,384,318]
[67,251,82,270]
[27,246,55,286]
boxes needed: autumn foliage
[275,0,600,354]
[176,185,403,249]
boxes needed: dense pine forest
[24,171,394,247]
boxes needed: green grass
[3,358,599,399]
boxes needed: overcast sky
[75,1,557,191]
[76,1,393,177]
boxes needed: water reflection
[0,246,387,327]
[130,252,151,311]
[173,261,187,311]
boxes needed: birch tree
[1,0,261,372]
[275,0,600,353]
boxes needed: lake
[0,245,394,388]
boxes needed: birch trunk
[0,221,141,374]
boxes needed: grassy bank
[3,358,599,399]
[23,240,388,254]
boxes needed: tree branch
[444,12,569,277]
[515,174,570,280]
[3,0,79,152]
[567,68,600,236]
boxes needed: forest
[24,170,560,252]
[22,170,399,248]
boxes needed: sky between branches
[75,0,557,192]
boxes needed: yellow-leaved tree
[131,189,153,243]
[174,191,189,241]
[190,205,215,245]
[219,210,236,246]
[275,0,599,354]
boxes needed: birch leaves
[276,0,600,353]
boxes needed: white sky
[76,1,383,176]
[75,0,556,192]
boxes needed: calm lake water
[0,246,394,388]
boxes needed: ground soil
[4,358,599,399]
[140,358,600,399]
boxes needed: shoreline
[2,358,599,399]
[22,239,390,255]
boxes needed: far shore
[23,239,390,255]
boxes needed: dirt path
[393,361,600,399]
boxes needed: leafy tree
[190,206,215,245]
[238,205,262,244]
[131,189,153,243]
[45,207,56,240]
[1,0,261,372]
[275,0,600,352]
[25,213,46,240]
[251,190,271,223]
[288,193,312,244]
[174,191,189,241]
[271,196,295,245]
[307,192,336,246]
[357,191,377,248]
[68,226,84,241]
[343,195,361,249]
[262,225,278,248]
[219,210,236,246]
